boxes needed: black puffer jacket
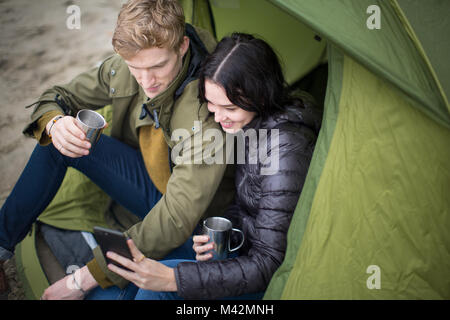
[174,101,321,299]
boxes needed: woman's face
[204,79,256,134]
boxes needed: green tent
[16,0,449,300]
[189,0,450,299]
[263,0,450,300]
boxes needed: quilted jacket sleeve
[174,124,316,299]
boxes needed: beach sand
[0,0,126,300]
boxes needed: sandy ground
[0,0,126,300]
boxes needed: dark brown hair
[198,33,290,119]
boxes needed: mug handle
[229,228,245,253]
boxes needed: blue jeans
[0,135,162,260]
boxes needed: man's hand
[46,116,91,158]
[41,265,98,300]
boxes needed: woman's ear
[179,36,190,57]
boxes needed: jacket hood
[174,23,209,99]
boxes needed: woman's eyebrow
[205,98,235,107]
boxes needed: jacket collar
[242,103,322,134]
[175,23,209,100]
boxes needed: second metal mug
[202,216,245,260]
[76,109,106,147]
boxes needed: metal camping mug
[76,109,106,147]
[202,217,245,260]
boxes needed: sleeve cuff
[89,246,129,289]
[34,110,64,146]
[86,258,114,289]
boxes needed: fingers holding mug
[49,117,90,158]
[193,235,213,261]
[193,235,210,247]
[52,137,84,158]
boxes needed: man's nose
[140,70,156,87]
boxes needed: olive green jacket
[23,27,235,288]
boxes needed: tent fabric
[265,46,344,299]
[180,0,216,37]
[396,0,450,108]
[208,0,327,83]
[268,0,449,128]
[15,224,50,300]
[265,0,450,299]
[266,46,450,299]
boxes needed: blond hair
[112,0,185,59]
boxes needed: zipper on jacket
[153,109,160,129]
[168,146,173,173]
[139,103,150,120]
[139,103,160,129]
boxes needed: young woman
[105,33,322,299]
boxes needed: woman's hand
[46,115,91,158]
[192,235,214,261]
[107,239,177,292]
[41,265,98,300]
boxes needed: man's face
[125,36,189,99]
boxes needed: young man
[0,0,234,299]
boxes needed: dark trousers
[0,135,162,259]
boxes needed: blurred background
[0,0,125,207]
[0,0,126,299]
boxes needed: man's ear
[179,36,190,57]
